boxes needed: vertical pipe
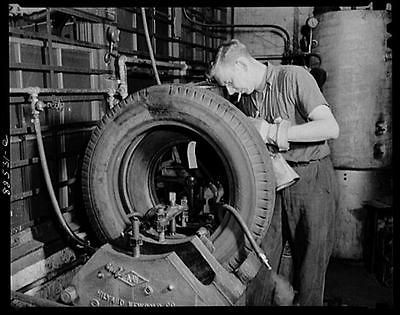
[133,216,140,257]
[308,28,313,53]
[168,8,173,59]
[56,47,68,214]
[151,7,157,57]
[46,8,55,87]
[117,55,128,99]
[141,7,161,85]
[187,176,196,217]
[293,7,299,53]
[14,41,23,89]
[170,218,176,235]
[230,7,235,39]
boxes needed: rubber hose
[33,114,96,253]
[221,204,271,268]
[221,204,295,305]
[141,7,161,86]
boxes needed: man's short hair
[207,39,251,79]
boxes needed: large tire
[81,84,275,271]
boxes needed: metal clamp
[27,87,42,116]
[104,27,120,65]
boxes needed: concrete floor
[324,258,393,308]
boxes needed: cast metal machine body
[24,75,275,307]
[61,238,244,307]
[61,190,246,306]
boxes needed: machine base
[62,236,245,306]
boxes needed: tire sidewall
[83,84,275,268]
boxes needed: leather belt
[287,155,328,167]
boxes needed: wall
[9,6,228,300]
[233,7,314,64]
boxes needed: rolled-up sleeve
[292,67,330,118]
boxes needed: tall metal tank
[313,10,392,260]
[313,9,392,169]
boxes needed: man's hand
[248,117,291,151]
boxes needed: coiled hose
[31,94,96,254]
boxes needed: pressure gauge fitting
[306,17,319,29]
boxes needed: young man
[208,39,340,306]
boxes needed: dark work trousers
[246,156,339,306]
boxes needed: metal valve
[46,95,64,111]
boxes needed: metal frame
[9,7,229,296]
[115,7,227,76]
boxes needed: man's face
[213,61,254,96]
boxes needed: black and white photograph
[6,4,393,308]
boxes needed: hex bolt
[60,286,78,304]
[144,285,153,296]
[90,299,100,307]
[97,271,104,279]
